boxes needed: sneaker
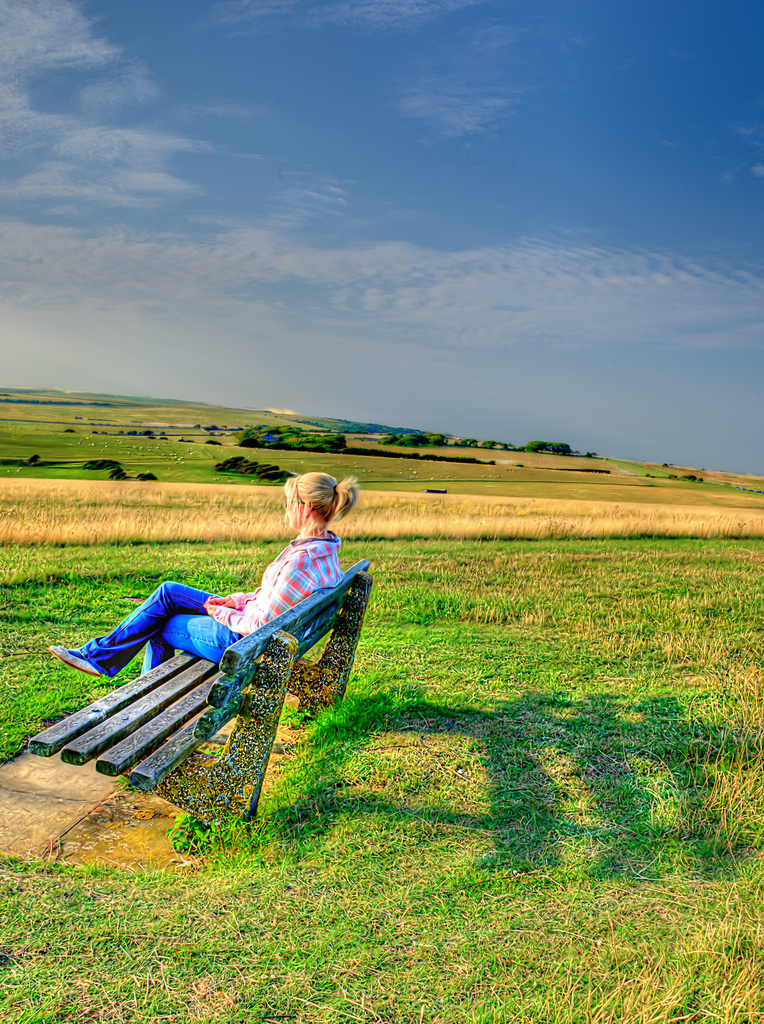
[49,645,102,678]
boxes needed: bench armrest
[219,559,371,676]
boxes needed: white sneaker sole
[49,645,102,677]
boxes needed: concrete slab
[59,791,188,870]
[0,752,116,860]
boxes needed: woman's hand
[204,595,237,614]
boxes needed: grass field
[3,387,764,507]
[3,479,764,546]
[3,535,764,1022]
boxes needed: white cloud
[1,219,763,353]
[213,0,299,26]
[398,76,519,138]
[79,63,159,116]
[0,0,118,76]
[312,0,484,30]
[266,176,350,227]
[752,164,764,178]
[396,26,524,139]
[188,103,261,119]
[0,0,205,205]
[213,0,485,31]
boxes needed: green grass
[3,539,764,1021]
[6,406,764,506]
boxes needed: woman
[49,472,359,679]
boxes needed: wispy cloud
[396,26,524,139]
[213,0,486,32]
[78,62,159,116]
[0,0,206,205]
[312,0,485,31]
[266,175,350,227]
[1,219,763,353]
[0,0,118,76]
[187,103,261,119]
[398,75,520,138]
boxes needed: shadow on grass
[250,682,741,881]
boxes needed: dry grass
[695,664,764,852]
[533,910,764,1024]
[3,478,764,544]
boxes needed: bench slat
[206,663,260,710]
[128,716,207,792]
[193,691,243,740]
[28,652,197,757]
[95,675,220,777]
[219,559,370,676]
[59,659,218,766]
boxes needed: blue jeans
[76,582,242,678]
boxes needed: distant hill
[0,388,421,436]
[290,416,420,436]
[0,387,205,408]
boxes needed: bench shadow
[266,683,739,881]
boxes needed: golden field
[4,477,764,544]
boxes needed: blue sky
[1,0,763,471]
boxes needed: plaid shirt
[207,532,344,636]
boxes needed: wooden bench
[29,561,373,825]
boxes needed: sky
[1,0,764,471]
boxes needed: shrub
[524,441,573,455]
[238,425,346,453]
[215,457,249,471]
[84,459,122,471]
[386,432,448,448]
[136,472,158,481]
[340,447,487,466]
[215,456,288,482]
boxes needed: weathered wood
[28,652,196,757]
[129,715,207,791]
[293,602,340,657]
[207,605,339,711]
[219,559,370,676]
[206,664,259,710]
[193,692,244,741]
[95,675,219,776]
[59,659,218,766]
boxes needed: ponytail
[331,476,359,522]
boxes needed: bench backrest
[218,558,371,676]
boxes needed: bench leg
[156,630,298,824]
[288,571,373,714]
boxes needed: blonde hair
[285,472,359,523]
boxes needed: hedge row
[339,447,494,466]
